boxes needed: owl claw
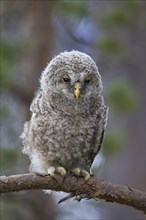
[72,168,81,176]
[72,168,91,182]
[56,167,66,177]
[47,166,66,183]
[47,166,56,177]
[80,170,91,182]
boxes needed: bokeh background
[0,0,145,220]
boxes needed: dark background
[0,1,145,219]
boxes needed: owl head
[40,50,103,100]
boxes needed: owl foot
[56,166,67,177]
[72,168,91,182]
[47,166,66,182]
[47,166,56,177]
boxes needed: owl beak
[74,82,81,99]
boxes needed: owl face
[41,51,103,100]
[58,71,98,100]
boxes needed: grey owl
[21,50,108,180]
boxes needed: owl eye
[63,75,71,83]
[84,78,91,84]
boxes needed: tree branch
[0,173,146,214]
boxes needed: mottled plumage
[21,50,108,175]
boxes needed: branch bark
[0,173,146,214]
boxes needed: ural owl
[21,50,108,180]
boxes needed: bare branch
[0,173,146,214]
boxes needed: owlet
[21,50,108,180]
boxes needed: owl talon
[56,167,66,177]
[80,170,91,182]
[47,166,55,177]
[47,166,66,182]
[72,168,81,177]
[72,168,91,182]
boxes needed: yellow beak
[74,82,81,99]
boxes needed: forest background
[0,1,145,220]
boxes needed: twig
[58,194,74,204]
[0,173,146,214]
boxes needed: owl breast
[32,111,97,170]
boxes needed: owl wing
[87,106,108,170]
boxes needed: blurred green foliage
[0,104,10,116]
[102,0,141,29]
[55,0,88,19]
[102,80,137,158]
[122,0,140,11]
[102,9,128,28]
[1,195,23,220]
[106,80,137,112]
[0,148,18,169]
[103,131,124,158]
[97,36,122,55]
[0,39,22,89]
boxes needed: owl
[21,50,108,180]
